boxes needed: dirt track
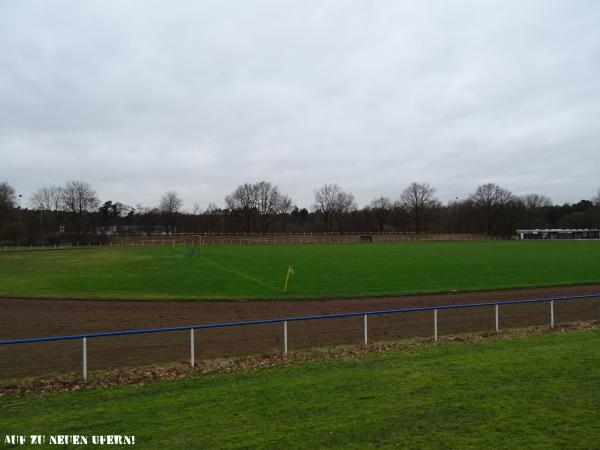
[2,285,600,380]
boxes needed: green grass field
[1,241,599,300]
[2,328,600,448]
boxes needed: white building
[516,229,600,240]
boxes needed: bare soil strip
[1,284,600,380]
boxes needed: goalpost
[187,239,201,257]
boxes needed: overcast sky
[1,0,599,210]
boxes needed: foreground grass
[2,328,600,449]
[1,241,600,300]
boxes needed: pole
[284,271,289,293]
[82,337,88,382]
[283,270,290,293]
[364,314,368,348]
[550,300,555,328]
[283,320,288,356]
[495,304,499,333]
[190,329,195,367]
[434,308,438,341]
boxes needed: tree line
[1,179,599,243]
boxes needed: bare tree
[522,193,552,209]
[30,186,63,211]
[336,191,357,213]
[60,181,100,214]
[0,182,16,211]
[367,196,393,231]
[159,191,183,214]
[225,182,259,232]
[226,181,292,232]
[313,184,339,219]
[255,181,293,232]
[191,202,202,215]
[333,190,356,232]
[470,183,515,235]
[313,184,357,230]
[59,180,100,230]
[205,202,221,214]
[399,182,439,232]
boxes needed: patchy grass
[2,326,600,448]
[1,241,600,300]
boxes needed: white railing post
[550,300,555,328]
[283,320,288,356]
[495,304,499,333]
[190,329,195,367]
[434,309,438,341]
[364,314,368,348]
[82,337,88,382]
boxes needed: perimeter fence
[1,294,599,382]
[1,233,499,252]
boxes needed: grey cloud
[1,0,599,210]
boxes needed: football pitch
[1,241,600,300]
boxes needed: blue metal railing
[1,293,599,381]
